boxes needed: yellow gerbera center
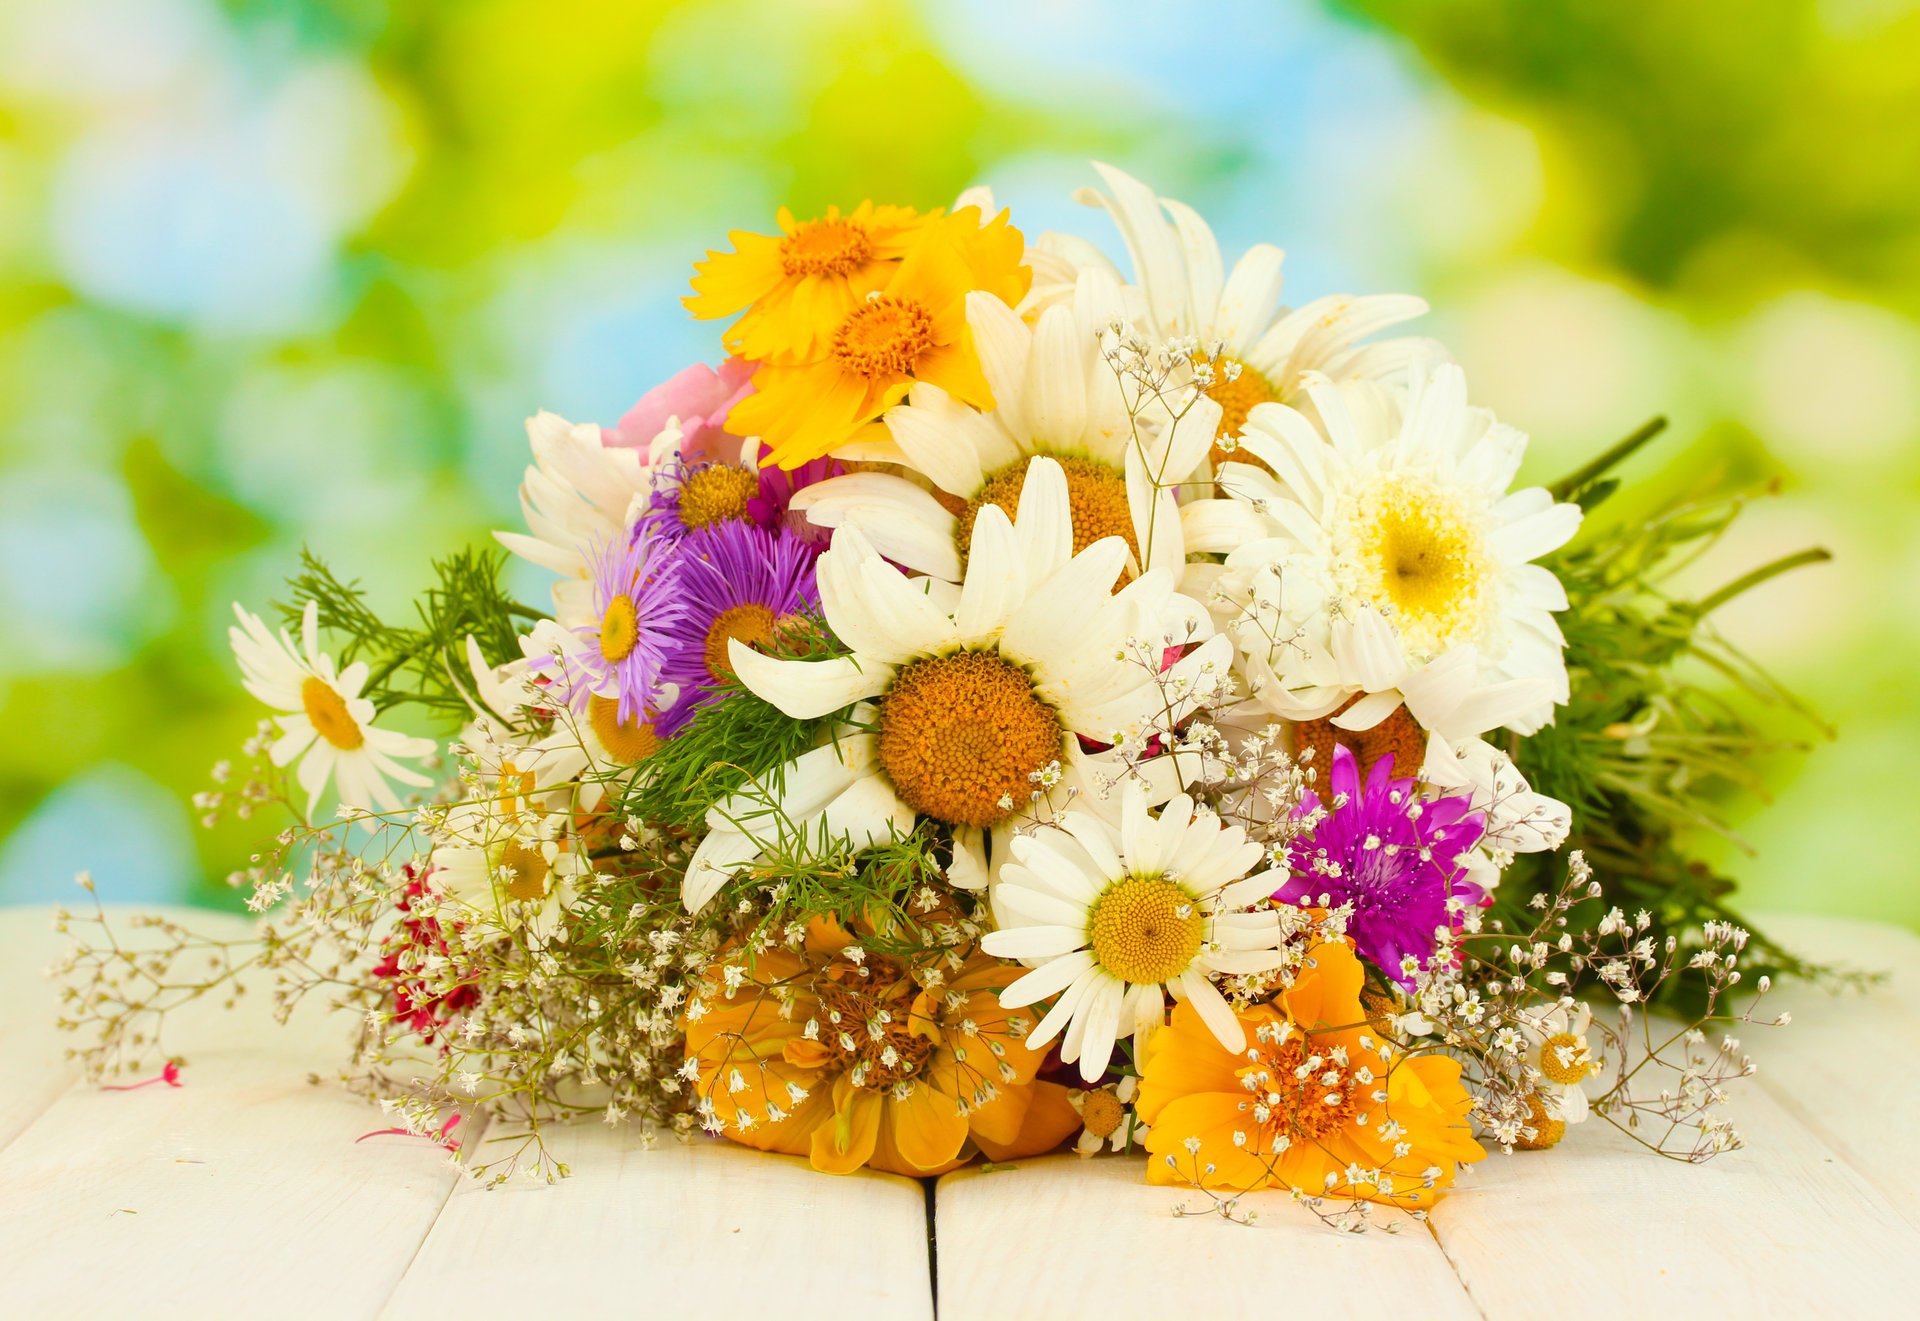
[498,839,551,903]
[1201,355,1283,468]
[1087,875,1205,986]
[876,652,1064,829]
[832,294,936,379]
[600,594,639,663]
[1236,1026,1365,1144]
[957,455,1138,585]
[780,217,873,278]
[300,676,363,750]
[588,694,660,765]
[1079,1087,1126,1140]
[1344,478,1490,655]
[810,956,933,1090]
[703,602,778,682]
[1539,1032,1593,1086]
[1513,1090,1566,1151]
[680,464,759,530]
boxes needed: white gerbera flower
[228,601,434,817]
[493,410,658,626]
[681,458,1230,913]
[1212,358,1582,736]
[1045,162,1437,461]
[982,781,1287,1082]
[793,272,1219,584]
[433,804,593,939]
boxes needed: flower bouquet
[57,164,1827,1228]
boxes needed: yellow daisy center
[957,455,1137,585]
[1079,1087,1126,1140]
[832,294,936,379]
[780,217,873,278]
[588,694,660,765]
[680,464,759,530]
[600,594,639,663]
[876,652,1064,829]
[1513,1090,1567,1151]
[1343,478,1490,655]
[1200,355,1282,468]
[300,676,363,751]
[1236,1028,1365,1144]
[1539,1032,1592,1086]
[1086,874,1205,986]
[703,602,778,683]
[494,760,535,816]
[498,840,551,903]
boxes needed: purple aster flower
[653,519,821,736]
[1275,744,1487,989]
[648,444,840,548]
[539,520,684,724]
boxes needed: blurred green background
[1,0,1914,928]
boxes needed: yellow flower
[725,208,1030,469]
[680,920,1077,1177]
[686,202,932,364]
[1136,935,1484,1208]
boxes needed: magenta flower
[1275,744,1486,988]
[603,357,756,466]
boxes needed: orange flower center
[1236,1026,1365,1145]
[1201,355,1282,468]
[810,956,933,1090]
[588,694,660,765]
[680,464,759,530]
[956,454,1137,588]
[876,652,1064,829]
[1087,875,1205,985]
[780,217,874,278]
[703,603,779,683]
[1079,1087,1127,1139]
[832,294,936,379]
[1292,699,1428,783]
[600,594,639,663]
[498,839,551,903]
[300,676,363,750]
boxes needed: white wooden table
[2,907,1915,1320]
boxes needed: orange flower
[686,202,932,364]
[679,920,1077,1177]
[724,208,1030,469]
[1135,936,1484,1208]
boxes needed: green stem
[1548,415,1669,500]
[1693,547,1832,618]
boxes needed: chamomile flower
[681,458,1230,913]
[1068,1077,1147,1156]
[983,781,1289,1082]
[1510,1001,1598,1148]
[433,805,594,940]
[228,601,434,817]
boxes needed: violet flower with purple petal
[536,520,684,724]
[1275,744,1487,988]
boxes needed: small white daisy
[432,804,594,939]
[1068,1076,1148,1156]
[228,601,434,817]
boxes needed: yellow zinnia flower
[680,919,1077,1177]
[1136,935,1484,1208]
[724,208,1030,469]
[686,201,931,364]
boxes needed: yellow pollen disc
[600,594,639,663]
[1200,355,1282,469]
[498,840,551,903]
[1514,1091,1566,1151]
[1346,478,1489,655]
[680,464,759,530]
[1079,1088,1126,1139]
[495,760,536,815]
[588,695,660,765]
[779,217,873,278]
[876,652,1064,829]
[1539,1032,1592,1086]
[958,455,1137,587]
[300,676,363,750]
[832,295,936,379]
[703,603,778,682]
[1086,874,1205,986]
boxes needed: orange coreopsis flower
[679,921,1077,1177]
[686,202,932,364]
[1135,936,1484,1209]
[724,208,1031,469]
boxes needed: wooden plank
[0,905,480,1321]
[935,1154,1480,1321]
[0,908,90,1150]
[379,1129,934,1321]
[1430,1036,1920,1317]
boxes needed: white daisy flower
[681,458,1230,913]
[982,781,1288,1083]
[1515,1000,1598,1129]
[228,601,434,817]
[1045,161,1438,463]
[793,271,1220,585]
[1211,357,1582,736]
[1068,1076,1147,1156]
[433,804,594,940]
[493,410,659,626]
